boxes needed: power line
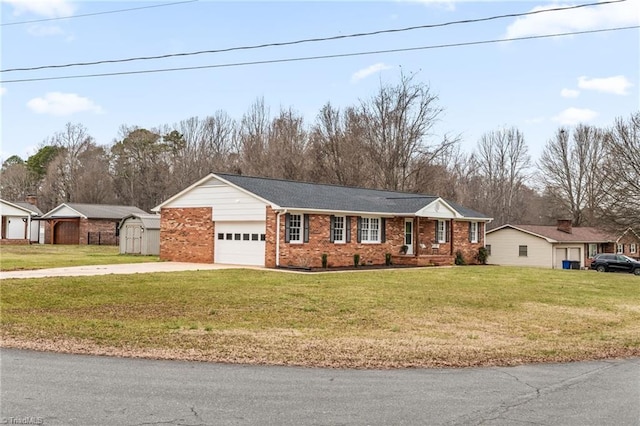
[0,0,626,73]
[2,26,636,85]
[0,0,198,27]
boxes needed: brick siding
[160,207,214,263]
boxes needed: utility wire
[0,0,198,27]
[2,26,636,84]
[0,0,625,73]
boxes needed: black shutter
[357,217,362,243]
[330,215,335,243]
[435,220,439,242]
[381,218,386,243]
[284,213,290,243]
[303,214,310,243]
[468,222,472,242]
[346,216,351,243]
[446,220,450,243]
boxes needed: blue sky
[1,0,638,164]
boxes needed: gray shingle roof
[44,203,148,219]
[10,201,42,215]
[217,173,490,219]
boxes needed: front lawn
[0,245,159,271]
[1,266,638,368]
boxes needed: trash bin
[562,260,571,269]
[570,261,581,270]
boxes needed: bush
[321,253,328,269]
[353,254,360,268]
[455,250,466,265]
[476,247,489,265]
[385,253,392,266]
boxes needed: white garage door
[215,222,266,266]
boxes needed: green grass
[0,245,159,271]
[1,266,638,368]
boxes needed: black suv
[590,253,640,275]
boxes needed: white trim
[0,199,39,216]
[41,203,87,219]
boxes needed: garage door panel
[215,222,266,266]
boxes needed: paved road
[1,349,638,425]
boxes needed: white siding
[1,202,31,240]
[47,205,81,217]
[162,176,267,221]
[415,199,458,219]
[486,228,553,268]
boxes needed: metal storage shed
[119,214,161,255]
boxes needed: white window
[360,217,380,243]
[631,243,637,254]
[617,244,624,254]
[469,222,478,243]
[437,220,448,243]
[288,214,302,243]
[332,216,345,243]
[588,244,598,258]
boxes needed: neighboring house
[40,203,148,245]
[152,173,492,268]
[615,227,640,260]
[0,198,42,244]
[119,214,161,255]
[486,220,616,269]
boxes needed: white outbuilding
[118,214,160,255]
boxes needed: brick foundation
[160,207,214,263]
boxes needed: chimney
[25,195,38,208]
[557,219,572,234]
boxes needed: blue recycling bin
[562,260,571,269]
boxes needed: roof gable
[0,199,40,216]
[43,203,147,219]
[487,224,615,243]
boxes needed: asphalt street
[1,349,638,426]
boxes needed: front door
[404,219,413,255]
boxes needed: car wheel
[634,268,640,276]
[596,265,607,273]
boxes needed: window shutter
[284,213,290,243]
[303,214,310,243]
[329,215,335,243]
[468,222,472,242]
[381,218,386,243]
[357,217,362,243]
[435,221,439,242]
[346,216,351,243]
[446,220,450,243]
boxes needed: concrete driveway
[0,262,262,280]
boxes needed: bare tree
[600,112,640,230]
[0,156,34,201]
[266,107,309,180]
[359,72,447,191]
[474,127,531,226]
[237,98,270,176]
[538,124,607,226]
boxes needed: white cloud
[577,75,633,95]
[560,88,580,98]
[3,0,76,18]
[505,1,639,39]
[552,107,598,125]
[27,92,103,116]
[27,24,64,37]
[351,63,393,83]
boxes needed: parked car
[590,254,640,275]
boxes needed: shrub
[455,250,466,265]
[321,253,328,268]
[353,254,360,268]
[476,247,489,265]
[385,253,392,266]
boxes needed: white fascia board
[41,203,87,219]
[152,173,217,212]
[0,199,36,215]
[212,174,280,208]
[415,198,461,219]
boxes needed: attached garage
[214,221,266,265]
[119,214,160,255]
